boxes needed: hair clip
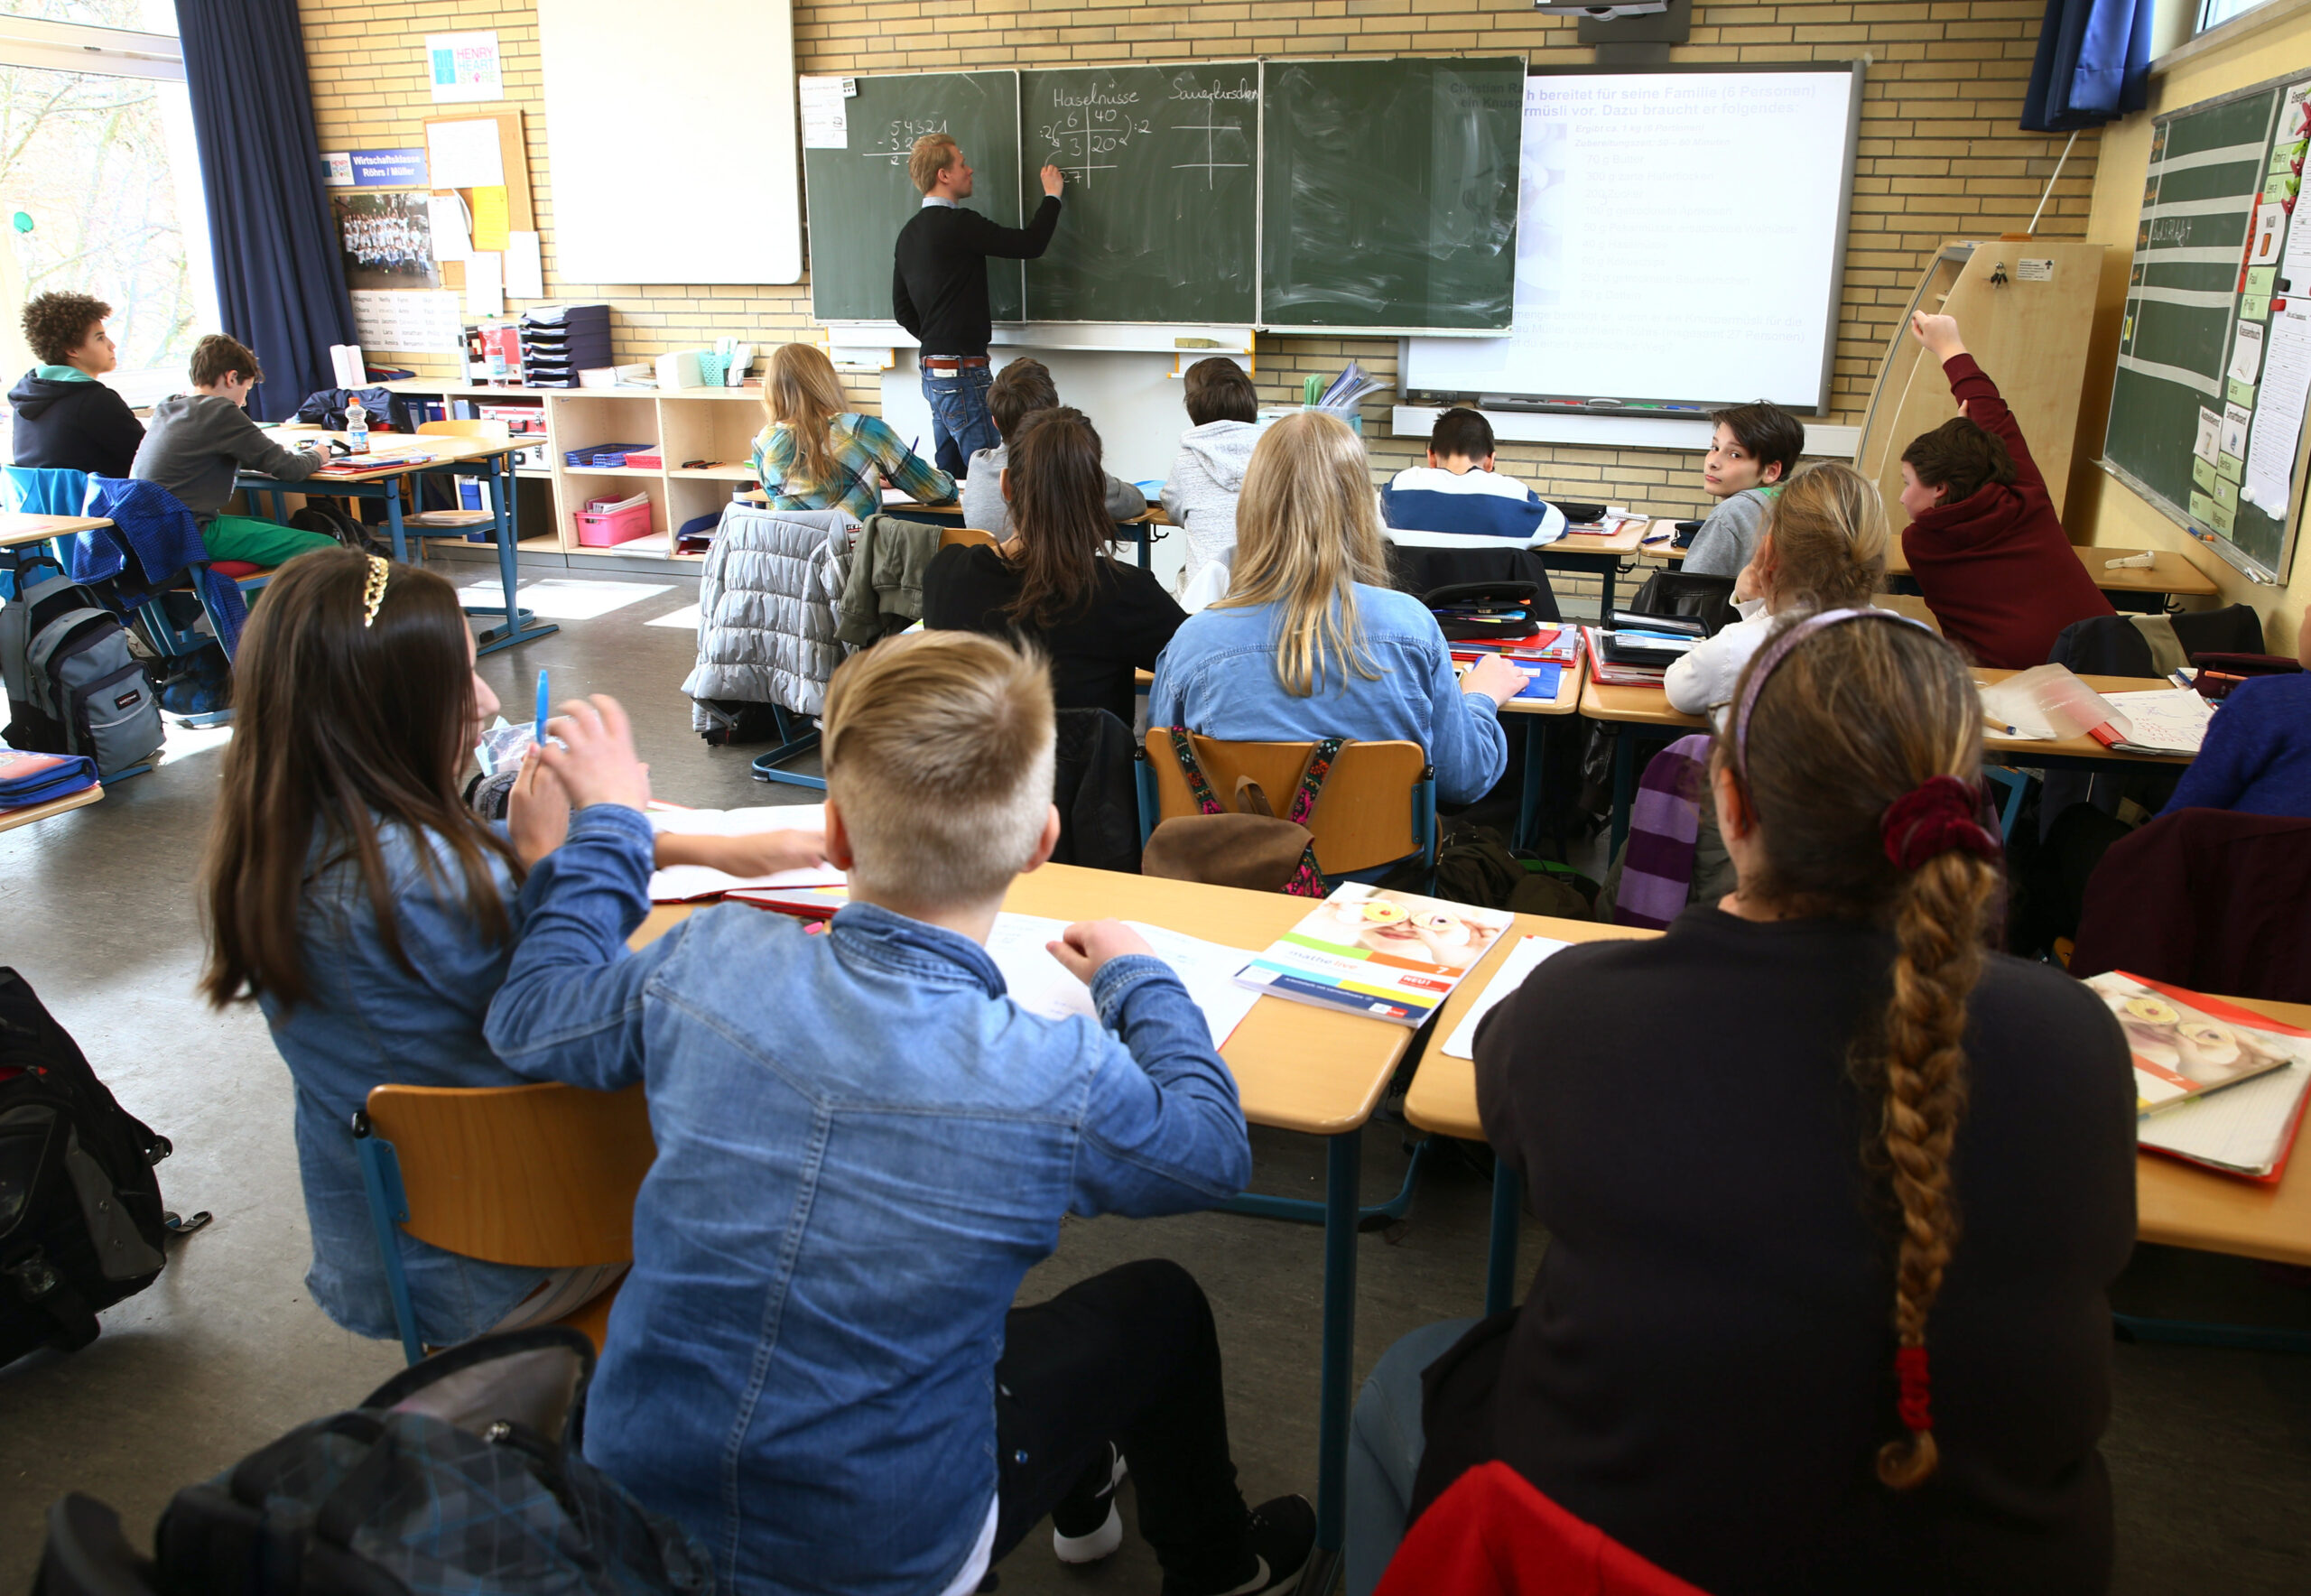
[361,554,389,628]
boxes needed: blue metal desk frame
[239,441,558,656]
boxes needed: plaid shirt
[752,413,954,522]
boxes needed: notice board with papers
[2102,68,2311,582]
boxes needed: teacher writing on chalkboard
[895,134,1065,477]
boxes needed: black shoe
[1050,1443,1127,1564]
[1160,1493,1316,1596]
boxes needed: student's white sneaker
[1050,1443,1128,1564]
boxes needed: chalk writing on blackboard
[863,117,950,166]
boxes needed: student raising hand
[1910,309,1966,361]
[507,745,571,867]
[535,694,652,812]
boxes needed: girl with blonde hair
[752,341,953,521]
[1146,412,1524,804]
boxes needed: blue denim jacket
[1146,583,1507,803]
[257,823,546,1346]
[484,806,1253,1596]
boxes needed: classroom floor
[1,557,2306,1593]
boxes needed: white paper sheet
[1442,936,1573,1060]
[348,289,464,355]
[2194,406,2223,464]
[2242,303,2311,514]
[2221,400,2252,459]
[425,193,471,262]
[799,75,849,149]
[2229,319,2266,386]
[505,230,545,298]
[647,804,841,902]
[984,914,1263,1052]
[426,117,505,188]
[2251,202,2288,266]
[2099,689,2215,755]
[465,251,505,318]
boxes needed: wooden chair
[355,1081,654,1364]
[1135,729,1438,881]
[405,418,514,537]
[940,525,998,551]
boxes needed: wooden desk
[0,512,111,549]
[0,783,102,834]
[1882,540,2222,599]
[1410,956,2311,1316]
[1492,652,1584,853]
[1537,520,1649,618]
[241,432,557,656]
[1578,664,2190,851]
[633,863,1414,1572]
[875,488,1159,569]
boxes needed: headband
[361,554,389,628]
[1727,606,2000,874]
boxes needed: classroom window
[2195,0,2277,33]
[0,0,218,450]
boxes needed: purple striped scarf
[1615,734,1715,931]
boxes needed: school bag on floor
[0,560,163,777]
[0,967,201,1371]
[54,1328,711,1596]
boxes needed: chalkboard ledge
[819,320,1256,357]
[1389,404,1861,459]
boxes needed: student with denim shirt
[1148,411,1524,806]
[487,633,1315,1596]
[199,549,823,1349]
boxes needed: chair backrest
[1138,729,1434,876]
[417,418,514,442]
[363,1082,654,1268]
[5,466,90,518]
[940,525,998,551]
[2071,808,2311,1004]
[1629,570,1738,636]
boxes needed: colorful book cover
[2085,970,2311,1115]
[1231,884,1514,1026]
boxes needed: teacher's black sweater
[892,196,1062,357]
[1430,907,2135,1596]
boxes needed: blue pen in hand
[534,669,549,747]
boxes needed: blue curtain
[174,0,355,422]
[2023,0,2157,131]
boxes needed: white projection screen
[1403,64,1864,412]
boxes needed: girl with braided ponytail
[1346,610,2136,1596]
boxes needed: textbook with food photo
[1232,883,1513,1026]
[2085,970,2310,1115]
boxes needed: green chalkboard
[1019,62,1259,324]
[803,72,1023,324]
[1261,57,1525,331]
[2103,71,2310,578]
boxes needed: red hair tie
[1880,776,2000,872]
[1894,1345,1933,1433]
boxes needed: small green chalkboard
[803,72,1023,324]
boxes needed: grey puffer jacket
[685,505,856,728]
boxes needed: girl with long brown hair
[753,341,953,522]
[201,548,821,1349]
[923,405,1184,725]
[1146,411,1524,804]
[1346,610,2136,1596]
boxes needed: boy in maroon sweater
[1898,311,2112,668]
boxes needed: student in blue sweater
[1149,411,1525,805]
[2162,607,2311,820]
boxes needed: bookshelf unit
[385,380,766,562]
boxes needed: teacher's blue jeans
[922,360,998,478]
[1346,1316,1478,1596]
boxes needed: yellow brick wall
[299,0,2094,515]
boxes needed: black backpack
[41,1329,710,1596]
[0,968,203,1370]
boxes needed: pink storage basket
[574,502,654,546]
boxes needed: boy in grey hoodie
[1160,358,1261,597]
[130,333,339,568]
[958,357,1146,536]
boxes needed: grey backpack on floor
[1,564,163,778]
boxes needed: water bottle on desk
[345,397,370,455]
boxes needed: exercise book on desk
[2087,970,2311,1182]
[1233,884,1515,1028]
[984,915,1263,1053]
[646,803,844,902]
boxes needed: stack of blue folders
[565,442,652,469]
[0,748,97,809]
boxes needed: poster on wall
[320,149,429,189]
[427,32,505,104]
[332,192,440,292]
[349,290,465,356]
